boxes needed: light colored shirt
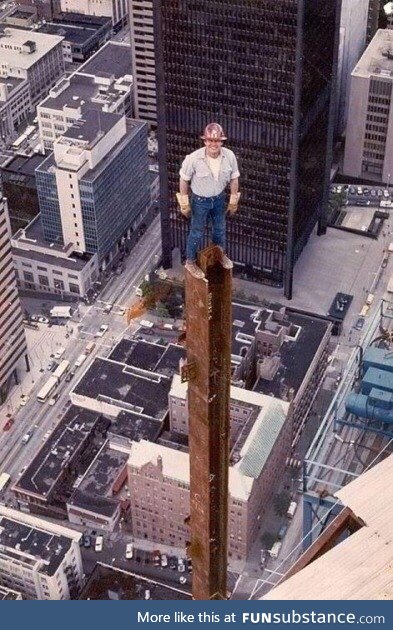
[180,147,240,197]
[207,155,222,181]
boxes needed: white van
[268,541,282,559]
[287,501,298,519]
[75,354,87,368]
[140,319,154,329]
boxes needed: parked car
[161,553,168,568]
[54,346,65,359]
[83,534,91,549]
[22,432,32,445]
[38,316,49,324]
[349,186,356,195]
[48,393,59,406]
[103,303,113,313]
[357,186,363,195]
[377,189,383,197]
[355,316,365,331]
[278,524,288,540]
[95,325,108,338]
[179,576,187,585]
[383,189,390,198]
[19,395,29,407]
[3,418,15,431]
[152,550,161,566]
[95,535,103,552]
[169,556,177,570]
[65,371,74,382]
[363,187,370,195]
[178,558,185,572]
[125,543,134,559]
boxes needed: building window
[38,275,49,286]
[23,271,34,282]
[54,279,64,290]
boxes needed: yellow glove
[227,192,241,215]
[176,193,191,218]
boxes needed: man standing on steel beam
[177,123,240,279]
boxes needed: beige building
[0,506,83,600]
[0,28,64,105]
[0,197,27,403]
[60,0,128,29]
[344,29,393,183]
[128,392,291,563]
[0,77,31,146]
[128,0,157,124]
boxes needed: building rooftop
[0,27,63,69]
[13,406,105,500]
[79,563,191,600]
[0,75,27,99]
[1,152,47,177]
[77,41,132,79]
[62,109,121,144]
[73,357,171,421]
[39,72,130,113]
[353,29,393,79]
[230,304,330,400]
[108,339,185,377]
[0,585,22,600]
[263,454,393,600]
[0,506,80,577]
[38,22,104,46]
[68,442,129,518]
[107,410,163,444]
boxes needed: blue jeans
[186,192,225,261]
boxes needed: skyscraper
[0,197,28,403]
[153,0,341,298]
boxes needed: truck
[52,360,70,382]
[85,341,96,354]
[50,306,72,319]
[287,500,298,519]
[268,541,282,559]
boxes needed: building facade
[128,0,156,125]
[153,0,341,299]
[60,0,128,30]
[0,197,27,403]
[343,29,393,184]
[0,77,32,146]
[0,28,65,105]
[35,112,150,268]
[0,506,83,600]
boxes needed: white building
[128,0,156,124]
[0,506,83,600]
[336,0,369,133]
[0,27,64,105]
[60,0,128,30]
[37,42,132,150]
[344,29,393,183]
[0,77,31,146]
[0,197,27,403]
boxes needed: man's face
[204,139,222,158]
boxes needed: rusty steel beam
[184,245,232,600]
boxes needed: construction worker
[177,123,240,279]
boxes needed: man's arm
[230,177,239,195]
[179,177,189,195]
[177,176,191,217]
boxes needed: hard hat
[201,122,227,141]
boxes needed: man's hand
[176,193,191,218]
[227,192,241,216]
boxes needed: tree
[260,532,275,549]
[155,302,169,318]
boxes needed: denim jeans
[186,192,225,261]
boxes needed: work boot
[184,260,205,279]
[218,248,233,270]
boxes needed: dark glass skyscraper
[153,0,341,298]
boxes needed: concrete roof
[263,455,393,600]
[352,29,393,79]
[77,41,132,79]
[0,27,63,69]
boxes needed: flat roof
[14,406,105,499]
[68,442,129,517]
[62,109,120,143]
[73,357,171,421]
[54,12,111,29]
[1,152,47,177]
[230,304,330,399]
[38,22,102,45]
[109,339,185,376]
[0,585,22,600]
[107,410,163,443]
[0,27,63,69]
[0,508,75,576]
[77,42,132,79]
[79,563,191,600]
[353,29,393,79]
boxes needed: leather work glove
[227,192,241,216]
[176,193,191,218]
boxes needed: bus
[0,472,11,493]
[11,134,28,150]
[52,360,70,382]
[37,376,58,403]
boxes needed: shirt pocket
[220,163,232,185]
[195,162,211,179]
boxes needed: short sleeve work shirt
[179,147,240,197]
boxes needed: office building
[337,1,369,133]
[0,27,64,105]
[0,76,31,147]
[344,29,393,184]
[35,111,149,269]
[0,506,83,600]
[0,585,23,600]
[37,41,132,150]
[128,0,156,124]
[367,0,381,43]
[60,0,128,31]
[129,390,291,563]
[14,0,61,21]
[0,197,27,404]
[153,0,341,299]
